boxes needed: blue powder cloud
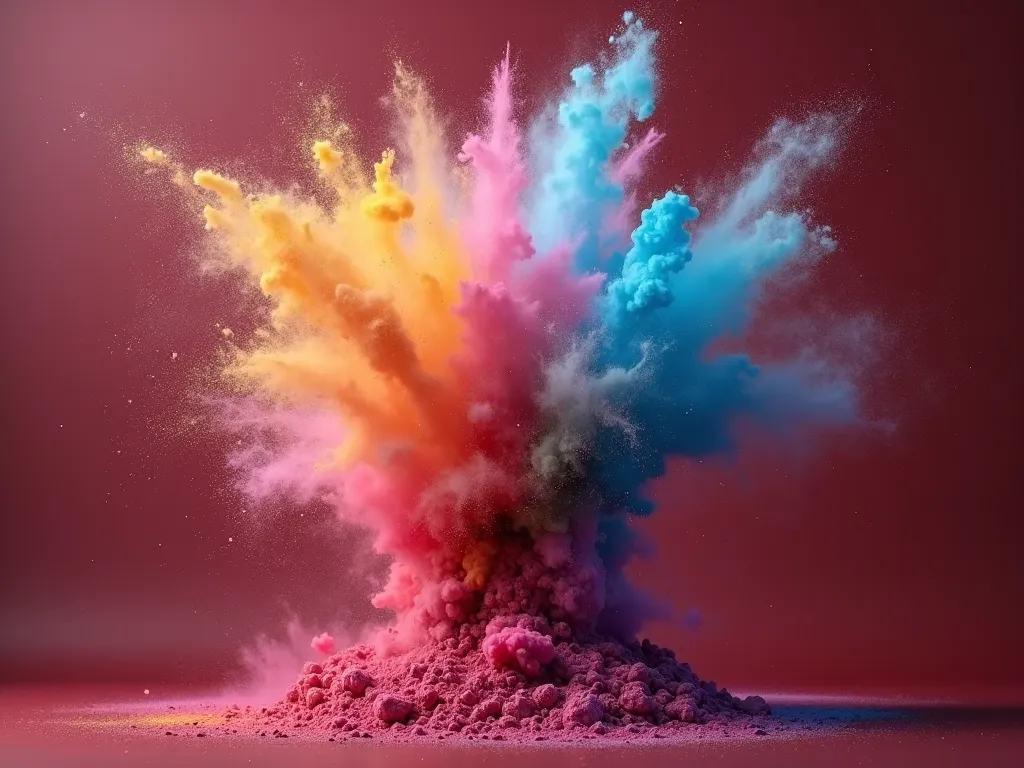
[526,12,659,272]
[525,13,862,530]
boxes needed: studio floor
[2,686,1022,767]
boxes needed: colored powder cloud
[140,11,869,655]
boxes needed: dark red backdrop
[1,0,1021,699]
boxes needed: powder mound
[227,624,771,742]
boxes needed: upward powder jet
[141,11,866,742]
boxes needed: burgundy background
[1,0,1021,699]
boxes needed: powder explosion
[141,11,862,742]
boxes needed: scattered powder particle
[140,147,169,165]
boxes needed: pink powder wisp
[311,633,336,656]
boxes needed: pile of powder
[225,617,770,742]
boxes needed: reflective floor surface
[2,686,1022,767]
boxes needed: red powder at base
[220,616,770,743]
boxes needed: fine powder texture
[226,620,770,742]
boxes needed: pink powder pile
[189,528,774,743]
[216,616,770,743]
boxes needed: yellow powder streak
[139,67,472,470]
